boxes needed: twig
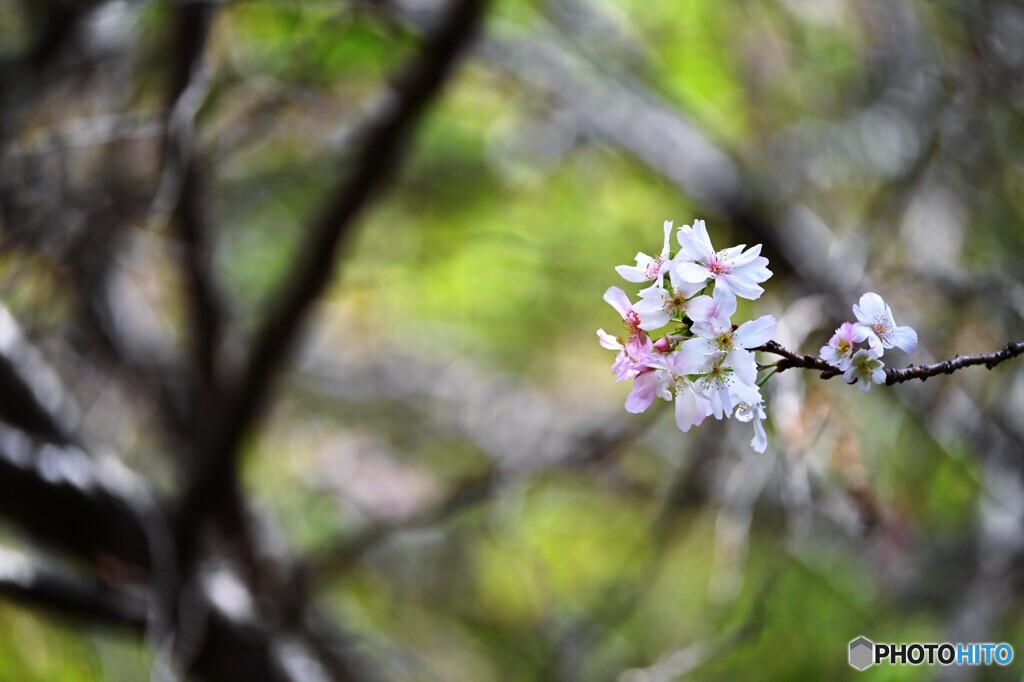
[883,342,1024,385]
[307,469,497,586]
[305,408,655,589]
[755,340,1024,385]
[756,340,841,379]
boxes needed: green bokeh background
[2,0,1024,679]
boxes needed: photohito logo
[849,637,874,671]
[848,636,1013,671]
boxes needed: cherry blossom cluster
[819,292,918,391]
[597,220,776,452]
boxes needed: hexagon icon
[849,636,875,671]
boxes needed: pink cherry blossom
[615,220,678,286]
[674,219,772,302]
[599,217,783,451]
[819,322,869,371]
[597,329,652,381]
[851,292,917,356]
[603,286,643,338]
[843,349,886,393]
[653,336,674,353]
[647,350,712,431]
[624,367,663,414]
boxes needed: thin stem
[756,366,778,387]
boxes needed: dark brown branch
[756,340,841,379]
[178,0,490,533]
[0,424,153,570]
[0,305,174,632]
[232,0,487,443]
[176,163,225,392]
[0,304,79,442]
[0,547,148,632]
[756,340,1024,385]
[165,2,224,392]
[883,342,1024,385]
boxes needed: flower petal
[685,295,716,322]
[734,315,777,349]
[729,243,763,267]
[625,372,659,413]
[730,372,763,406]
[751,412,767,453]
[720,273,765,301]
[603,286,633,319]
[681,219,715,262]
[674,386,701,432]
[853,292,886,324]
[680,337,718,363]
[847,323,870,343]
[674,261,712,284]
[891,325,918,354]
[660,221,673,257]
[615,265,648,283]
[853,324,884,356]
[597,329,622,350]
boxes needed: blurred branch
[306,408,654,587]
[175,163,226,393]
[0,546,148,632]
[616,584,769,682]
[756,339,1024,385]
[0,422,153,571]
[0,0,105,145]
[152,1,216,221]
[178,0,491,534]
[163,1,225,393]
[0,306,143,566]
[307,469,497,585]
[0,304,79,442]
[0,303,176,637]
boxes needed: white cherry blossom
[852,292,917,356]
[843,349,886,393]
[675,219,772,303]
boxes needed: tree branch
[164,2,224,392]
[0,423,153,570]
[0,304,79,442]
[0,0,105,145]
[178,0,490,535]
[756,340,1024,385]
[882,342,1024,385]
[755,340,841,379]
[0,546,148,632]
